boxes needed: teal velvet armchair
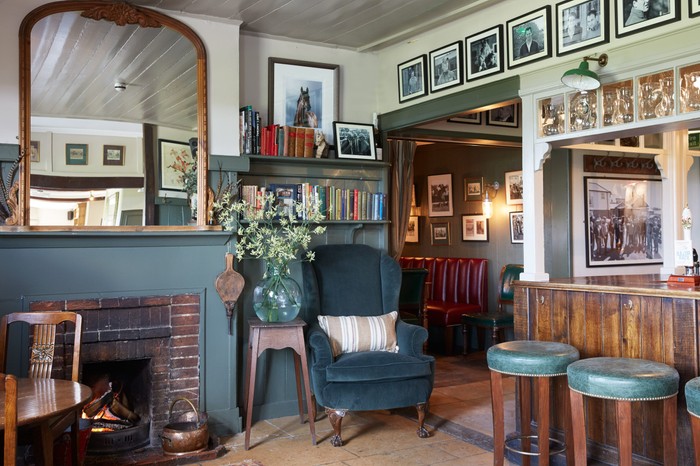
[302,244,435,446]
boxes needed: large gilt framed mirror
[17,1,208,228]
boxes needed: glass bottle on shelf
[569,91,597,132]
[639,81,658,120]
[611,87,633,125]
[603,89,615,126]
[654,77,673,118]
[683,72,700,112]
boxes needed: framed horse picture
[268,57,339,145]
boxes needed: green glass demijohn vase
[252,262,302,322]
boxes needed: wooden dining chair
[3,373,18,466]
[0,312,83,466]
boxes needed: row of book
[239,105,317,157]
[240,183,386,221]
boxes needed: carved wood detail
[5,181,19,226]
[81,3,162,28]
[325,408,346,447]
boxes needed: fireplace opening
[82,359,152,454]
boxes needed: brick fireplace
[29,293,201,449]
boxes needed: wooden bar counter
[513,274,699,465]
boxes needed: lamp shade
[561,61,600,91]
[482,191,494,219]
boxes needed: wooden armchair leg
[416,402,429,438]
[325,408,346,447]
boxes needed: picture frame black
[465,25,504,82]
[691,0,700,17]
[510,212,524,243]
[464,177,483,201]
[431,221,451,245]
[507,6,552,69]
[427,173,454,217]
[65,143,88,166]
[429,41,464,93]
[158,139,192,192]
[505,170,524,205]
[487,104,519,128]
[556,0,610,56]
[406,216,419,243]
[268,57,339,145]
[584,176,663,267]
[615,0,680,38]
[103,144,125,166]
[462,214,489,242]
[333,121,376,160]
[447,112,482,125]
[397,55,428,103]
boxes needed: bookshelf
[240,155,390,248]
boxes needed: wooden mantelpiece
[513,274,698,465]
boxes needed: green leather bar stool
[487,340,580,466]
[567,357,679,466]
[685,377,700,465]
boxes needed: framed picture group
[396,0,687,103]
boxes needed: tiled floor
[202,353,518,466]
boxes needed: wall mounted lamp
[482,181,500,219]
[561,53,608,91]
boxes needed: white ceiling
[29,1,494,131]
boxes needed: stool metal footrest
[504,434,566,457]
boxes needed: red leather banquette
[399,257,488,354]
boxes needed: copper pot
[161,398,209,455]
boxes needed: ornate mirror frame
[17,1,209,228]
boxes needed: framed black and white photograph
[487,104,519,128]
[406,216,419,243]
[398,55,428,103]
[615,0,680,38]
[465,25,504,81]
[429,41,464,93]
[462,214,489,242]
[505,170,524,205]
[103,145,124,166]
[333,122,376,160]
[510,212,524,243]
[464,177,483,201]
[584,176,663,267]
[556,0,609,55]
[65,143,88,166]
[507,6,552,69]
[431,221,451,245]
[159,139,192,192]
[448,112,482,125]
[269,58,339,145]
[691,0,700,17]
[427,173,454,217]
[30,140,40,163]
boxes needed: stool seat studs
[684,377,700,465]
[487,340,579,466]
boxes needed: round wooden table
[0,378,92,465]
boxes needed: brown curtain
[389,139,417,259]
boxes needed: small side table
[244,317,316,450]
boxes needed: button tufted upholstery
[399,257,487,354]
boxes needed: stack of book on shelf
[239,105,317,157]
[241,183,386,221]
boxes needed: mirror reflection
[25,5,203,227]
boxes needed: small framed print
[464,177,483,201]
[510,212,524,243]
[615,0,680,38]
[30,140,40,163]
[270,183,298,218]
[487,104,519,128]
[333,121,377,160]
[406,216,419,243]
[462,214,489,242]
[431,222,451,245]
[65,143,88,166]
[507,6,552,69]
[691,0,700,17]
[429,41,464,93]
[556,0,609,56]
[398,55,428,103]
[505,170,524,205]
[103,145,125,166]
[427,173,453,217]
[465,25,504,82]
[448,112,482,125]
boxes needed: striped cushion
[318,311,399,358]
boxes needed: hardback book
[282,126,290,157]
[294,127,305,157]
[303,128,315,158]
